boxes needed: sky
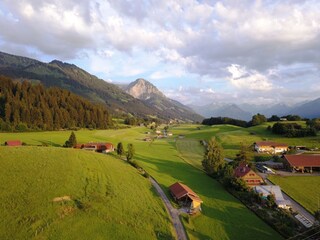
[0,0,319,106]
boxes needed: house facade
[75,142,114,153]
[169,182,202,214]
[254,141,288,154]
[283,154,320,173]
[234,164,264,187]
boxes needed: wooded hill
[0,76,112,131]
[0,51,202,122]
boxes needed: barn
[169,182,202,214]
[283,155,320,173]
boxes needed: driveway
[150,177,187,240]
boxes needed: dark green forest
[0,76,112,131]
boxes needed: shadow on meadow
[135,152,280,240]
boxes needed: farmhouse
[253,185,291,209]
[283,154,320,173]
[75,142,114,153]
[254,141,288,154]
[5,140,22,146]
[234,163,264,187]
[169,182,203,214]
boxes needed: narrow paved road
[150,177,187,240]
[265,179,315,224]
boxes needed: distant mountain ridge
[0,51,201,122]
[288,97,320,119]
[190,99,320,121]
[189,103,252,121]
[125,78,204,122]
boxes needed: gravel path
[150,177,187,240]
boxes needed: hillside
[126,79,204,122]
[0,51,201,122]
[0,147,173,240]
[0,76,112,131]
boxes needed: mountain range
[189,99,320,121]
[0,51,202,122]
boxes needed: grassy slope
[1,127,281,239]
[0,147,173,240]
[268,175,320,214]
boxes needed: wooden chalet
[5,140,22,146]
[169,182,202,214]
[74,142,114,153]
[283,154,320,173]
[234,163,264,187]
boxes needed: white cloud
[0,0,320,105]
[226,64,273,91]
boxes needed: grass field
[268,175,320,214]
[0,125,294,239]
[0,147,173,240]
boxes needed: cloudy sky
[0,0,319,106]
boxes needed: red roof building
[169,182,202,213]
[234,163,264,187]
[5,140,22,146]
[283,155,320,172]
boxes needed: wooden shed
[169,182,202,213]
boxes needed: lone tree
[64,131,77,148]
[234,143,253,166]
[117,142,124,157]
[202,138,225,177]
[126,143,135,161]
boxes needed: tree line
[0,76,112,131]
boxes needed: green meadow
[0,147,173,240]
[0,125,285,239]
[268,175,320,214]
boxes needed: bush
[143,172,150,178]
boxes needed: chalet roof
[234,164,251,178]
[255,141,288,148]
[169,182,202,203]
[284,155,320,167]
[5,140,22,146]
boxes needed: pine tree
[126,143,135,161]
[202,138,225,177]
[117,142,124,156]
[64,131,77,148]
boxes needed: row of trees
[0,76,113,131]
[202,117,247,127]
[116,142,135,161]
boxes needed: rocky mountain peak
[126,78,166,100]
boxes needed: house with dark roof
[169,182,202,213]
[254,141,288,154]
[234,163,264,187]
[283,154,320,173]
[5,140,22,146]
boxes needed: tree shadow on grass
[34,140,61,147]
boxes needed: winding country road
[150,177,187,240]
